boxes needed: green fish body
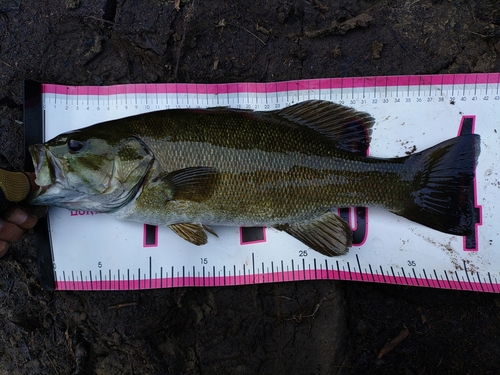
[28,101,480,256]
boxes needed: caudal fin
[396,134,480,235]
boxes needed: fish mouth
[30,144,65,186]
[27,144,130,210]
[28,144,89,207]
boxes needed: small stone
[332,44,341,59]
[66,0,80,9]
[372,41,385,59]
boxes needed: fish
[27,100,480,256]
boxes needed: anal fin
[274,211,353,256]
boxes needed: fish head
[28,128,154,212]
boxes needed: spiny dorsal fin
[274,211,353,256]
[274,100,374,154]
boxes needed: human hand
[0,171,42,258]
[0,205,39,258]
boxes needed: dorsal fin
[273,100,374,154]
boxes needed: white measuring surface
[37,74,500,292]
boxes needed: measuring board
[23,74,500,292]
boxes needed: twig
[1,60,14,69]
[108,301,138,309]
[217,19,266,46]
[174,0,196,80]
[85,15,115,26]
[305,13,374,38]
[285,288,334,322]
[45,352,59,375]
[7,279,14,295]
[377,326,410,359]
[227,22,267,46]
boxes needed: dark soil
[1,0,500,374]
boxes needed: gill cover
[29,131,154,212]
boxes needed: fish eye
[68,139,87,153]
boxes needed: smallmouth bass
[28,100,480,256]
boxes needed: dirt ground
[1,0,500,374]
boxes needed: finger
[0,241,9,258]
[27,205,48,219]
[3,207,38,229]
[0,219,25,243]
[25,172,38,192]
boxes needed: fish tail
[396,134,480,235]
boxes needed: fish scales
[117,109,410,225]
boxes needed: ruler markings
[373,268,382,283]
[390,267,398,285]
[488,273,494,292]
[137,268,141,290]
[401,267,408,285]
[476,272,484,292]
[412,268,420,287]
[422,269,430,288]
[368,264,374,282]
[51,262,498,292]
[42,76,500,111]
[434,270,442,289]
[87,270,91,290]
[454,271,463,290]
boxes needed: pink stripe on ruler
[308,79,320,91]
[86,86,100,96]
[41,73,500,96]
[54,269,500,292]
[216,83,228,95]
[314,78,328,90]
[276,81,288,93]
[265,81,278,93]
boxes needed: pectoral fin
[169,223,219,245]
[274,211,353,256]
[154,167,219,202]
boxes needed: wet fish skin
[28,100,480,256]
